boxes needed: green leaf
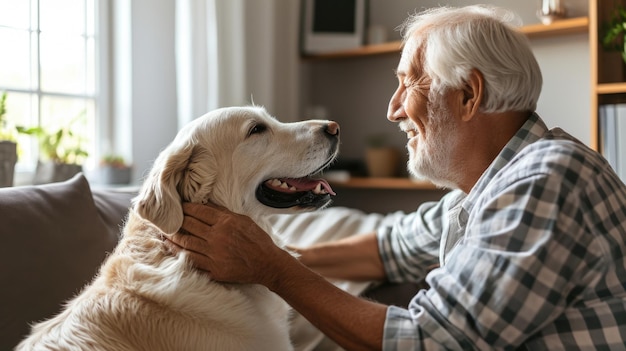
[602,5,626,59]
[16,110,90,164]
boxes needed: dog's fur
[16,106,340,351]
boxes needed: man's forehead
[396,38,419,77]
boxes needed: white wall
[237,0,301,121]
[369,0,589,38]
[533,34,590,145]
[112,0,178,184]
[130,0,178,182]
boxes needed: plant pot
[100,166,131,185]
[365,147,400,178]
[33,161,82,185]
[0,140,17,187]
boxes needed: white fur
[16,106,339,351]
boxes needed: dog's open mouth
[256,177,336,209]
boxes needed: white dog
[17,106,340,351]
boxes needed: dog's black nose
[325,121,340,137]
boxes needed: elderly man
[169,5,626,350]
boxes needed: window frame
[0,0,110,182]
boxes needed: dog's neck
[196,196,286,250]
[225,207,286,250]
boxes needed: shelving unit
[307,15,591,191]
[590,0,626,151]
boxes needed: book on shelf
[599,104,626,182]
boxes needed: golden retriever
[16,106,340,351]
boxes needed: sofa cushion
[92,187,136,239]
[0,173,119,350]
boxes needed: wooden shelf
[303,41,402,60]
[329,177,440,190]
[596,82,626,95]
[302,16,589,60]
[519,16,589,38]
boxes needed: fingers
[285,245,303,255]
[168,230,209,256]
[181,214,213,239]
[183,249,216,274]
[182,202,229,226]
[163,237,183,254]
[165,237,216,274]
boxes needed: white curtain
[175,0,301,129]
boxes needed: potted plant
[17,113,89,184]
[99,154,132,185]
[602,5,626,64]
[0,91,18,187]
[364,133,400,178]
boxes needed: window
[0,0,103,171]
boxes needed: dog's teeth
[266,179,298,192]
[314,183,322,194]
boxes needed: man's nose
[387,90,405,122]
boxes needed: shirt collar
[462,112,549,214]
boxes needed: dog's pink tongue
[286,178,336,195]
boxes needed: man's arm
[289,231,387,281]
[266,247,388,350]
[168,202,388,350]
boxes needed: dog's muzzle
[256,177,335,209]
[256,122,339,210]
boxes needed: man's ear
[460,69,484,121]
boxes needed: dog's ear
[133,141,195,234]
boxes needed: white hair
[400,5,542,113]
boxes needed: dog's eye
[248,123,267,136]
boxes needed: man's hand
[166,202,291,287]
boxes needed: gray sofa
[0,174,136,350]
[0,173,421,350]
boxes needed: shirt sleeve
[381,172,607,350]
[377,190,466,283]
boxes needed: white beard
[406,95,461,190]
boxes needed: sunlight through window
[0,0,98,171]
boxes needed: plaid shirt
[377,113,626,350]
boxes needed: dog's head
[133,106,340,234]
